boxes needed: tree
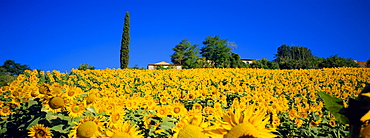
[77,64,95,70]
[120,12,130,69]
[367,59,370,68]
[311,56,326,69]
[249,58,279,69]
[156,65,174,70]
[170,39,200,69]
[0,60,30,86]
[200,35,233,68]
[230,53,247,68]
[0,60,30,76]
[319,55,359,68]
[196,57,214,68]
[274,44,315,69]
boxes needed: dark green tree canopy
[170,39,199,69]
[77,64,95,70]
[0,60,30,86]
[0,60,31,76]
[274,44,315,69]
[319,55,360,68]
[249,58,279,69]
[230,53,247,68]
[200,35,233,68]
[366,59,370,68]
[120,11,130,69]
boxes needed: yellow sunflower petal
[362,93,370,98]
[361,110,370,122]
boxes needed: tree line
[170,36,369,69]
[0,60,96,87]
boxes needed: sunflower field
[0,67,369,137]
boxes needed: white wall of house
[242,61,253,64]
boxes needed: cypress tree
[120,12,130,69]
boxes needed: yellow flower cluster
[0,67,369,137]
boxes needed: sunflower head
[68,102,85,118]
[209,104,277,138]
[173,112,210,138]
[224,122,258,138]
[105,121,143,138]
[69,116,103,138]
[68,88,76,97]
[31,89,40,97]
[86,93,97,105]
[39,84,50,95]
[77,121,97,138]
[49,97,65,109]
[171,103,187,118]
[0,106,11,116]
[51,87,63,95]
[177,125,208,138]
[192,103,203,112]
[111,132,131,138]
[28,124,52,138]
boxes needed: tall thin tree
[120,12,130,69]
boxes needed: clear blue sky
[1,0,369,71]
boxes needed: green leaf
[159,121,175,130]
[162,116,177,122]
[159,117,176,130]
[46,112,58,122]
[0,127,7,134]
[50,125,69,133]
[57,113,72,122]
[26,117,42,129]
[318,91,349,124]
[27,98,39,108]
[86,107,96,113]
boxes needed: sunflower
[43,95,68,113]
[67,102,85,118]
[0,86,9,93]
[9,96,22,107]
[28,124,52,138]
[38,84,51,95]
[213,102,224,118]
[187,93,195,101]
[170,103,187,119]
[95,99,114,114]
[0,106,11,116]
[192,103,203,112]
[160,96,170,105]
[172,112,211,138]
[30,87,41,98]
[107,109,124,127]
[66,86,83,101]
[69,116,103,138]
[208,104,277,138]
[85,92,98,106]
[328,119,336,127]
[155,105,170,118]
[105,121,144,138]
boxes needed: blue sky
[1,0,369,71]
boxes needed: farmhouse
[147,61,182,70]
[241,59,257,64]
[354,60,367,68]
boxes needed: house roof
[354,60,367,68]
[154,61,171,65]
[241,59,256,61]
[357,62,367,68]
[147,61,181,66]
